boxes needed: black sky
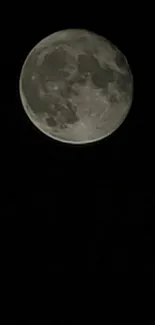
[1,4,154,321]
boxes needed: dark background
[1,4,154,320]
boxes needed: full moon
[19,29,133,144]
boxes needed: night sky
[1,3,154,321]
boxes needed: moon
[19,29,133,144]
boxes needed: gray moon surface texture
[19,29,133,144]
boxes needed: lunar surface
[19,29,133,144]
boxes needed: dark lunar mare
[46,101,79,128]
[115,71,133,94]
[77,53,100,74]
[115,51,127,70]
[38,46,76,82]
[46,115,57,127]
[92,66,114,89]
